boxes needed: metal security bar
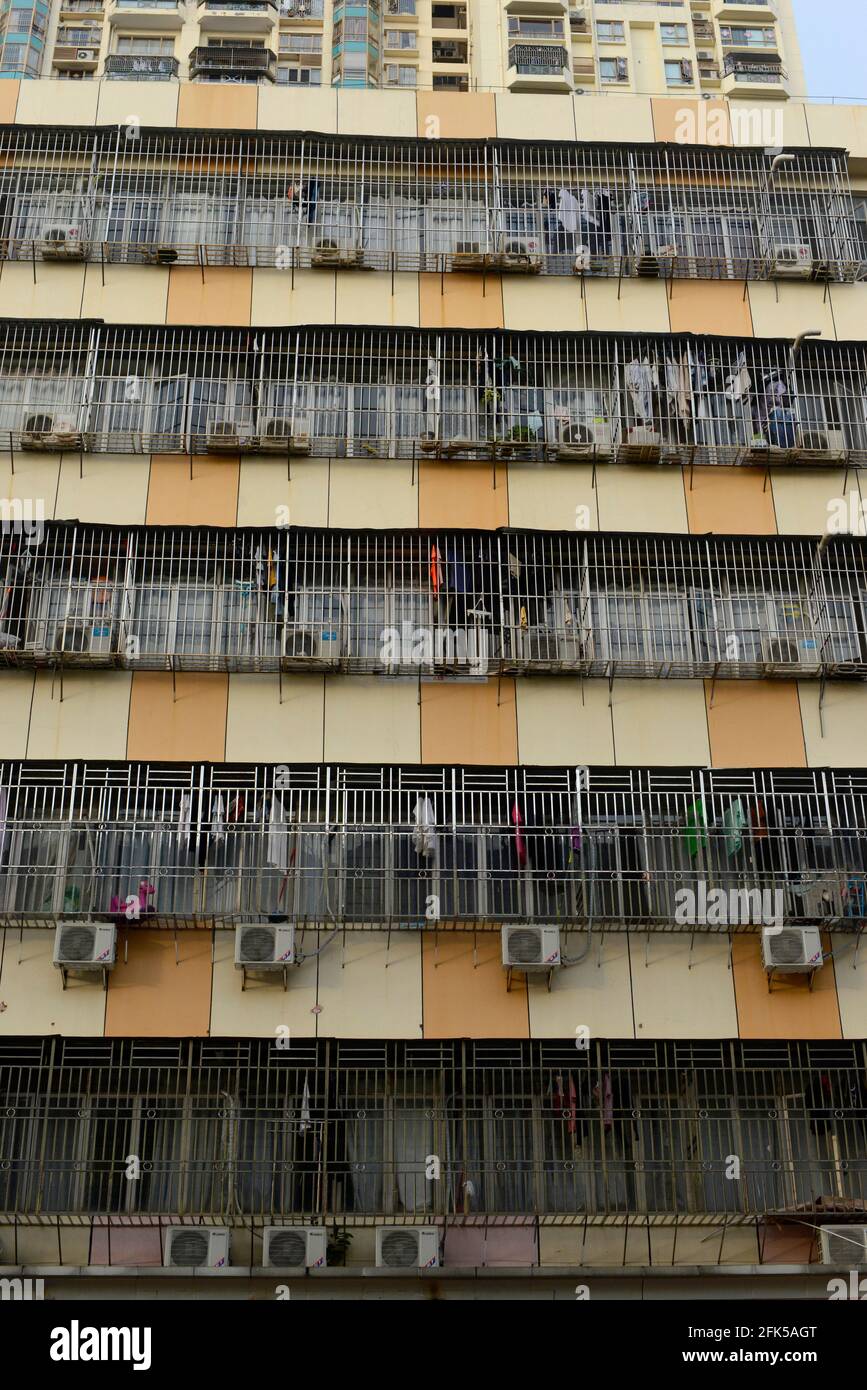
[0,126,862,280]
[1,524,866,679]
[0,761,866,931]
[1,321,866,467]
[1,1038,866,1228]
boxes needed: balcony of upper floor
[107,0,184,28]
[505,0,568,14]
[721,51,787,96]
[507,43,573,92]
[568,8,591,42]
[188,43,277,80]
[713,0,777,20]
[103,52,180,77]
[198,0,279,33]
[58,0,105,16]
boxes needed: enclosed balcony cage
[1,320,866,467]
[0,760,865,931]
[0,125,862,280]
[1,1037,866,1229]
[1,523,865,679]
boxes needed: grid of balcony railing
[1,1038,865,1226]
[0,125,861,280]
[2,524,865,679]
[0,761,865,930]
[1,321,866,467]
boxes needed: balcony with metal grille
[1,523,865,682]
[188,44,277,80]
[103,53,180,77]
[507,43,572,91]
[0,760,864,932]
[722,51,787,95]
[198,0,278,33]
[108,0,184,29]
[0,126,861,283]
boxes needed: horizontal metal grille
[2,523,866,678]
[0,126,861,280]
[0,760,865,931]
[1,1038,865,1225]
[1,319,866,466]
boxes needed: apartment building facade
[1,0,867,1299]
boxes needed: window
[384,28,417,49]
[719,25,776,47]
[115,36,175,56]
[279,31,322,53]
[384,63,416,86]
[665,59,693,86]
[55,26,101,44]
[507,16,564,39]
[600,56,627,83]
[595,21,624,43]
[660,23,688,45]
[277,63,322,84]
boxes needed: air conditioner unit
[436,44,461,60]
[163,1228,230,1269]
[558,419,612,457]
[288,623,342,664]
[620,426,662,460]
[452,241,486,270]
[375,1227,440,1270]
[573,245,591,272]
[53,922,117,974]
[20,414,81,451]
[819,1225,867,1265]
[697,50,712,60]
[76,48,97,61]
[799,427,846,458]
[234,922,295,970]
[263,1227,327,1269]
[207,421,250,453]
[497,236,543,273]
[41,226,88,261]
[771,243,812,278]
[143,245,179,265]
[761,925,823,974]
[52,616,116,658]
[259,418,311,455]
[761,635,803,667]
[501,924,562,972]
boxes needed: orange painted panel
[416,92,496,139]
[177,84,257,130]
[668,281,754,337]
[422,934,529,1039]
[731,935,841,1040]
[705,681,806,769]
[166,267,252,326]
[685,467,776,534]
[421,680,517,764]
[105,929,213,1037]
[146,457,239,526]
[419,272,504,329]
[418,461,508,528]
[127,673,228,762]
[0,82,19,123]
[651,98,731,145]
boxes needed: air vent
[163,1227,230,1268]
[376,1227,439,1269]
[263,1227,327,1268]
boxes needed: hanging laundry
[299,1072,313,1133]
[665,353,692,422]
[557,187,580,234]
[511,799,528,867]
[527,409,544,438]
[429,544,443,595]
[211,793,226,845]
[267,793,289,871]
[177,793,192,851]
[625,357,657,422]
[722,798,747,858]
[684,798,708,857]
[412,795,437,859]
[724,352,751,403]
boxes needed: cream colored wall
[317,932,423,1038]
[631,935,738,1038]
[0,262,86,320]
[517,680,614,765]
[55,456,150,526]
[95,82,179,128]
[323,678,420,763]
[225,674,325,764]
[507,463,597,531]
[611,679,710,765]
[798,681,867,767]
[327,459,419,527]
[26,672,131,761]
[81,265,170,324]
[770,469,849,535]
[237,458,329,528]
[574,95,654,142]
[596,467,688,532]
[0,674,34,758]
[746,283,836,341]
[527,932,634,1039]
[0,930,107,1036]
[209,929,319,1038]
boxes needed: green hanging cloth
[722,798,747,858]
[685,798,708,857]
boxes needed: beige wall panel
[335,270,419,326]
[81,264,169,324]
[422,933,529,1038]
[502,277,587,332]
[226,674,324,763]
[705,681,806,769]
[574,95,654,142]
[0,673,33,758]
[421,679,517,764]
[0,81,19,123]
[251,268,335,326]
[416,92,496,139]
[0,261,85,319]
[328,459,418,528]
[177,84,257,129]
[583,278,670,333]
[0,455,58,516]
[805,104,867,163]
[27,672,131,760]
[237,457,329,528]
[685,467,777,535]
[596,467,688,533]
[317,932,422,1039]
[528,931,633,1039]
[337,88,416,136]
[209,929,319,1038]
[418,461,508,528]
[727,101,809,147]
[95,82,179,128]
[771,468,846,535]
[166,267,252,326]
[746,283,836,340]
[324,677,419,763]
[15,81,98,125]
[258,86,337,132]
[55,456,150,525]
[419,272,504,329]
[612,680,710,766]
[146,457,239,525]
[732,934,841,1040]
[127,672,227,762]
[575,1227,654,1267]
[631,935,738,1039]
[828,285,867,341]
[495,93,576,141]
[9,1228,91,1267]
[651,97,731,145]
[0,930,106,1036]
[799,680,867,768]
[831,941,867,1040]
[105,929,213,1037]
[667,281,754,337]
[517,680,614,766]
[507,462,597,530]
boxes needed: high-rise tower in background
[0,0,866,1299]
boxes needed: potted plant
[326,1225,353,1267]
